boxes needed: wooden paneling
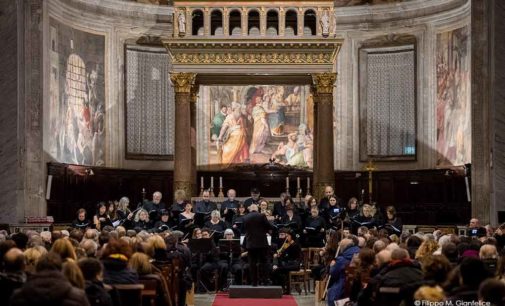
[47,163,173,222]
[47,162,470,225]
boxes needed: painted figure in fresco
[272,132,309,167]
[211,104,228,141]
[268,86,286,136]
[284,86,301,112]
[217,102,250,166]
[249,94,270,155]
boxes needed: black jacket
[102,258,139,285]
[10,270,90,306]
[243,211,275,249]
[84,280,113,306]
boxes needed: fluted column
[312,73,336,201]
[170,72,197,197]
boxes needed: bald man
[467,218,486,238]
[0,248,26,301]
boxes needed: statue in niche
[178,10,186,36]
[320,10,330,37]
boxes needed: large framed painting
[196,85,314,169]
[48,18,106,166]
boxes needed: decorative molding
[164,39,341,65]
[312,73,337,94]
[170,72,197,93]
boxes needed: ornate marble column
[170,72,197,197]
[312,73,336,201]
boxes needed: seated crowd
[0,186,504,306]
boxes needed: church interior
[1,0,505,305]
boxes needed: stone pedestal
[312,73,336,201]
[170,72,197,197]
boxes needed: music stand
[188,238,215,293]
[218,239,241,291]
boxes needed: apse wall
[42,0,471,172]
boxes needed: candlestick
[286,177,289,189]
[200,177,204,188]
[211,176,214,189]
[219,176,223,188]
[307,177,310,189]
[297,177,300,189]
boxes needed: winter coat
[327,245,360,306]
[9,270,90,306]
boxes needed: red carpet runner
[212,293,298,306]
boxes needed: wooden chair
[113,284,144,306]
[307,247,323,292]
[288,248,310,295]
[139,279,158,306]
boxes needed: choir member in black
[327,195,346,228]
[195,189,217,226]
[346,197,360,221]
[290,196,307,221]
[179,202,196,235]
[383,206,402,236]
[116,197,131,221]
[232,203,247,235]
[171,189,187,221]
[279,205,302,232]
[93,202,112,231]
[142,191,166,222]
[131,209,152,232]
[72,208,92,230]
[220,189,239,224]
[351,203,378,234]
[303,196,318,225]
[273,192,289,219]
[318,185,335,217]
[271,229,301,294]
[107,201,119,224]
[303,207,326,247]
[244,188,262,210]
[259,200,276,223]
[205,210,227,242]
[153,209,175,233]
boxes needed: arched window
[266,10,278,36]
[285,9,297,36]
[211,10,223,36]
[248,10,260,36]
[229,10,242,36]
[304,9,317,36]
[191,9,204,36]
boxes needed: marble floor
[193,292,326,306]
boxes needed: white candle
[200,177,204,188]
[211,176,214,188]
[297,177,300,189]
[286,177,289,189]
[307,177,310,189]
[219,176,223,188]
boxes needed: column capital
[312,72,337,95]
[170,72,197,94]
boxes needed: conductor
[243,203,275,286]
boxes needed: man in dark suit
[243,204,275,286]
[220,189,239,224]
[195,189,217,226]
[143,191,166,222]
[244,188,262,210]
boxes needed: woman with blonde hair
[129,252,170,306]
[24,246,48,274]
[415,239,439,261]
[147,235,169,263]
[63,260,85,289]
[51,238,77,262]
